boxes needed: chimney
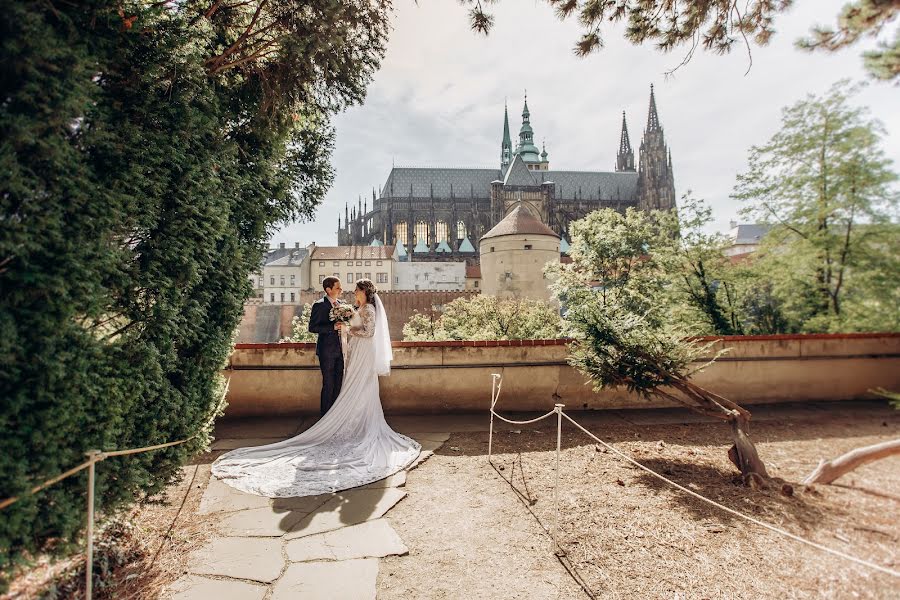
[279,242,286,249]
[295,242,300,248]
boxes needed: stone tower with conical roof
[636,84,676,211]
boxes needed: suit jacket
[309,296,343,357]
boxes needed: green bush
[0,0,388,585]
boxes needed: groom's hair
[323,276,340,292]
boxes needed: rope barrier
[487,373,900,584]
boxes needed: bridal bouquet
[330,303,355,361]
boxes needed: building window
[280,275,285,286]
[394,222,408,245]
[319,261,325,267]
[436,220,449,242]
[376,260,383,266]
[524,244,532,250]
[290,275,295,285]
[270,276,275,285]
[319,274,326,284]
[474,281,479,288]
[333,261,339,266]
[490,246,494,252]
[424,273,429,280]
[364,272,371,280]
[365,261,371,266]
[347,261,353,266]
[356,261,362,266]
[280,292,285,302]
[377,273,388,284]
[270,293,275,301]
[415,220,428,245]
[356,272,362,281]
[347,273,354,283]
[258,278,263,288]
[290,292,295,302]
[457,221,466,240]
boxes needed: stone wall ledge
[224,333,900,416]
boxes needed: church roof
[503,154,535,186]
[458,237,476,252]
[265,247,308,267]
[383,167,499,198]
[559,237,570,254]
[379,166,638,202]
[481,204,560,240]
[435,240,453,253]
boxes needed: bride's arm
[348,305,376,338]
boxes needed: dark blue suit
[308,296,345,416]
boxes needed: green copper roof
[396,242,407,256]
[369,238,384,246]
[516,96,541,162]
[458,237,476,252]
[413,238,430,253]
[435,240,452,253]
[559,236,570,254]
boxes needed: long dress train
[211,303,421,497]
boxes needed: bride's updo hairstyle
[355,279,377,305]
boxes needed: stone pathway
[163,431,450,600]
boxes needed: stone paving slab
[407,451,433,471]
[405,432,451,443]
[212,417,302,439]
[285,487,407,540]
[188,537,284,583]
[415,438,447,453]
[164,574,267,600]
[211,437,284,450]
[272,559,379,600]
[286,519,408,562]
[219,505,309,537]
[357,470,407,489]
[199,476,271,514]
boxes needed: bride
[212,279,421,497]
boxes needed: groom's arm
[307,302,334,335]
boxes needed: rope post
[489,373,501,463]
[84,450,102,600]
[553,403,564,553]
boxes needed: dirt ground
[379,405,900,599]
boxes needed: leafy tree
[402,295,566,341]
[280,304,318,343]
[733,81,899,332]
[0,0,389,584]
[549,208,771,482]
[462,1,899,80]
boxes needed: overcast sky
[272,0,899,247]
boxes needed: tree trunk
[727,411,770,481]
[803,438,900,485]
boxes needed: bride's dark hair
[355,279,377,305]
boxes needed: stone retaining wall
[224,333,900,416]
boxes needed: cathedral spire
[500,101,513,171]
[616,111,635,172]
[646,84,661,133]
[516,93,541,165]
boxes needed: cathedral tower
[616,111,635,172]
[500,102,513,172]
[636,85,676,211]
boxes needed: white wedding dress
[212,295,421,497]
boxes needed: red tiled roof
[466,264,481,278]
[480,204,559,240]
[311,245,395,260]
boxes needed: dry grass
[3,465,218,600]
[384,409,900,599]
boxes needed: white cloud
[275,0,900,246]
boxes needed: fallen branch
[803,438,900,485]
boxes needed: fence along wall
[223,333,900,417]
[236,290,479,343]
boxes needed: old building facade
[337,86,676,260]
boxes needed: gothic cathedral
[337,85,675,260]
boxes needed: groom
[308,276,345,416]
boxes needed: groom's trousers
[319,352,344,416]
